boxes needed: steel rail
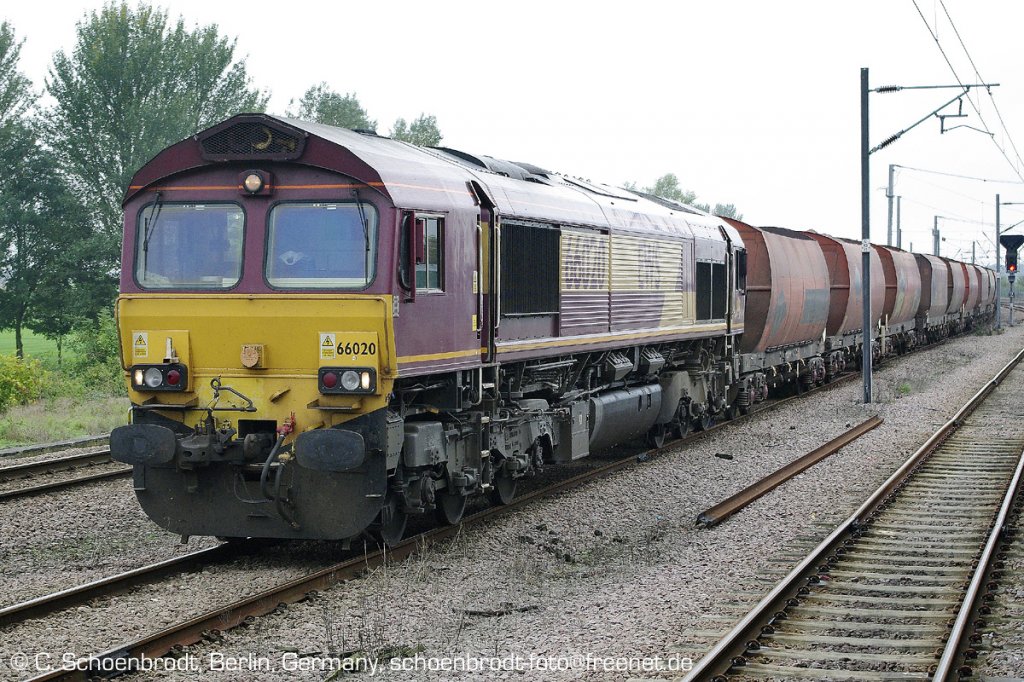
[933,443,1024,680]
[0,450,114,482]
[0,435,110,460]
[682,345,1024,681]
[17,332,975,681]
[0,469,132,502]
[696,415,883,528]
[0,541,267,628]
[20,366,869,682]
[0,449,130,502]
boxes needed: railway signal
[1000,234,1023,281]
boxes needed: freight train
[110,114,996,544]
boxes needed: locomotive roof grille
[197,119,306,161]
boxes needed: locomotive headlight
[340,370,361,391]
[143,367,164,388]
[243,172,263,193]
[133,369,144,386]
[360,371,371,390]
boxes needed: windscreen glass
[135,203,244,289]
[265,202,378,289]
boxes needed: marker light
[340,370,361,391]
[317,367,376,395]
[131,364,188,391]
[243,173,264,193]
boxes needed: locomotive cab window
[135,203,244,290]
[735,249,747,291]
[265,202,378,289]
[416,217,444,291]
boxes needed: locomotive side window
[265,202,378,289]
[415,217,444,291]
[735,249,747,291]
[135,203,244,290]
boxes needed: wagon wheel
[371,489,407,547]
[435,489,467,526]
[646,422,669,449]
[694,409,713,432]
[671,414,690,439]
[489,474,517,505]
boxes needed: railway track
[0,540,266,628]
[0,434,109,460]
[684,346,1024,681]
[18,362,883,681]
[6,333,977,680]
[0,449,128,502]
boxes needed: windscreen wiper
[141,191,165,276]
[353,189,371,285]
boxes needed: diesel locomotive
[110,114,995,544]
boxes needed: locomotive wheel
[372,491,407,547]
[694,412,713,431]
[435,489,467,526]
[671,416,690,440]
[489,474,517,505]
[647,423,668,448]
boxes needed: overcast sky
[5,1,1024,264]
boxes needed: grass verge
[0,395,128,447]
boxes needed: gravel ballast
[2,326,1023,682]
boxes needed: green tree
[712,203,743,221]
[289,83,376,130]
[390,114,442,146]
[28,240,116,367]
[627,173,743,219]
[0,22,32,129]
[647,173,698,205]
[0,122,102,359]
[44,2,267,260]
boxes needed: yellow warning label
[133,332,148,359]
[319,332,336,360]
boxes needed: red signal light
[322,371,338,389]
[166,369,181,386]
